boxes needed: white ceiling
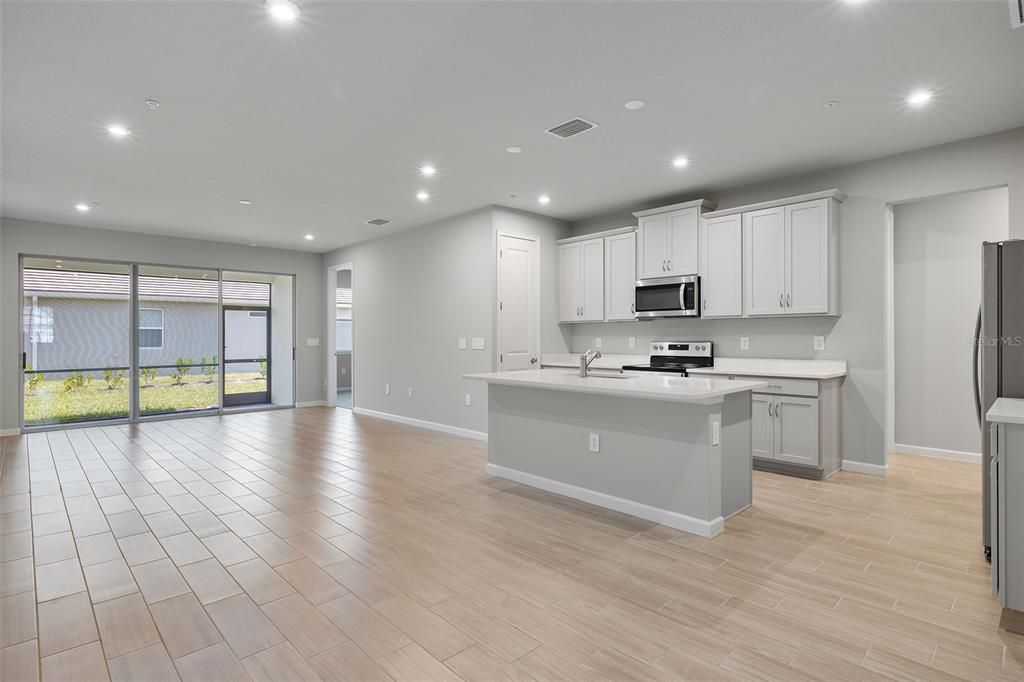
[2,0,1022,252]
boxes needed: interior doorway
[326,262,353,410]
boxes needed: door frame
[325,261,354,408]
[222,304,272,408]
[495,231,541,372]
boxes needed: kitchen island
[464,369,764,537]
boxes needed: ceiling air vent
[545,117,598,139]
[1011,0,1023,28]
[366,218,391,227]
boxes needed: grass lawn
[24,372,267,425]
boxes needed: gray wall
[569,128,1024,467]
[321,206,570,433]
[894,187,1009,455]
[0,217,324,429]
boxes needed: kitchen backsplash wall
[568,316,839,358]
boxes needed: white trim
[633,198,718,218]
[841,459,891,476]
[0,428,20,437]
[296,400,327,408]
[702,189,845,219]
[555,225,636,245]
[484,462,724,537]
[892,443,982,462]
[884,206,896,459]
[352,407,487,442]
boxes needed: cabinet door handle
[703,298,708,311]
[667,259,671,271]
[787,293,791,307]
[779,293,784,308]
[630,303,635,313]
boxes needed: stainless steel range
[622,341,713,376]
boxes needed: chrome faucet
[579,349,602,378]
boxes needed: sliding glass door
[136,265,221,417]
[21,258,131,426]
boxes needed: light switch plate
[464,393,472,406]
[711,418,721,447]
[740,337,749,351]
[595,337,602,349]
[588,433,600,453]
[385,383,390,395]
[814,336,825,351]
[458,337,467,350]
[471,337,485,350]
[306,338,320,347]
[408,387,414,397]
[628,336,636,349]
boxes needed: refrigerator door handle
[973,305,983,428]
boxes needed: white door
[580,239,605,322]
[638,214,669,279]
[700,214,742,318]
[558,242,581,323]
[605,232,636,321]
[785,199,830,315]
[743,206,785,316]
[498,234,539,371]
[775,396,820,466]
[667,207,699,275]
[751,394,775,460]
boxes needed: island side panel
[721,391,753,518]
[486,384,722,535]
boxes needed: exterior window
[336,304,352,352]
[139,308,164,349]
[23,305,54,343]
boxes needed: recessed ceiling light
[823,100,839,111]
[625,100,645,110]
[420,165,436,177]
[304,234,314,241]
[239,199,253,205]
[55,260,63,263]
[538,195,551,205]
[145,99,160,109]
[56,264,63,269]
[266,0,301,22]
[416,191,430,201]
[106,123,131,138]
[75,203,91,212]
[672,156,690,168]
[907,89,933,106]
[506,146,522,154]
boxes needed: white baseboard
[842,459,891,476]
[296,401,328,408]
[892,443,981,463]
[352,407,488,442]
[0,428,19,437]
[484,462,724,538]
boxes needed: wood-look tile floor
[1,407,1022,681]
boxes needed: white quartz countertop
[686,358,847,380]
[540,353,647,370]
[987,398,1024,425]
[464,369,766,405]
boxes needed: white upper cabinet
[699,213,743,318]
[605,231,637,321]
[743,207,786,315]
[557,237,604,323]
[730,191,842,317]
[634,199,716,280]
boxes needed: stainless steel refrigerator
[975,239,1024,559]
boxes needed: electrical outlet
[588,433,600,453]
[464,393,472,406]
[385,383,390,395]
[408,387,414,398]
[628,336,636,349]
[595,337,602,349]
[458,337,467,350]
[711,418,721,447]
[740,337,750,351]
[814,336,825,351]
[306,338,320,347]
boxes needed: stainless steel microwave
[634,275,700,318]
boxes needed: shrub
[258,354,267,379]
[25,364,43,395]
[63,371,91,392]
[103,368,125,391]
[201,355,218,383]
[172,357,193,385]
[140,366,157,387]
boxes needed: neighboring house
[22,268,271,376]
